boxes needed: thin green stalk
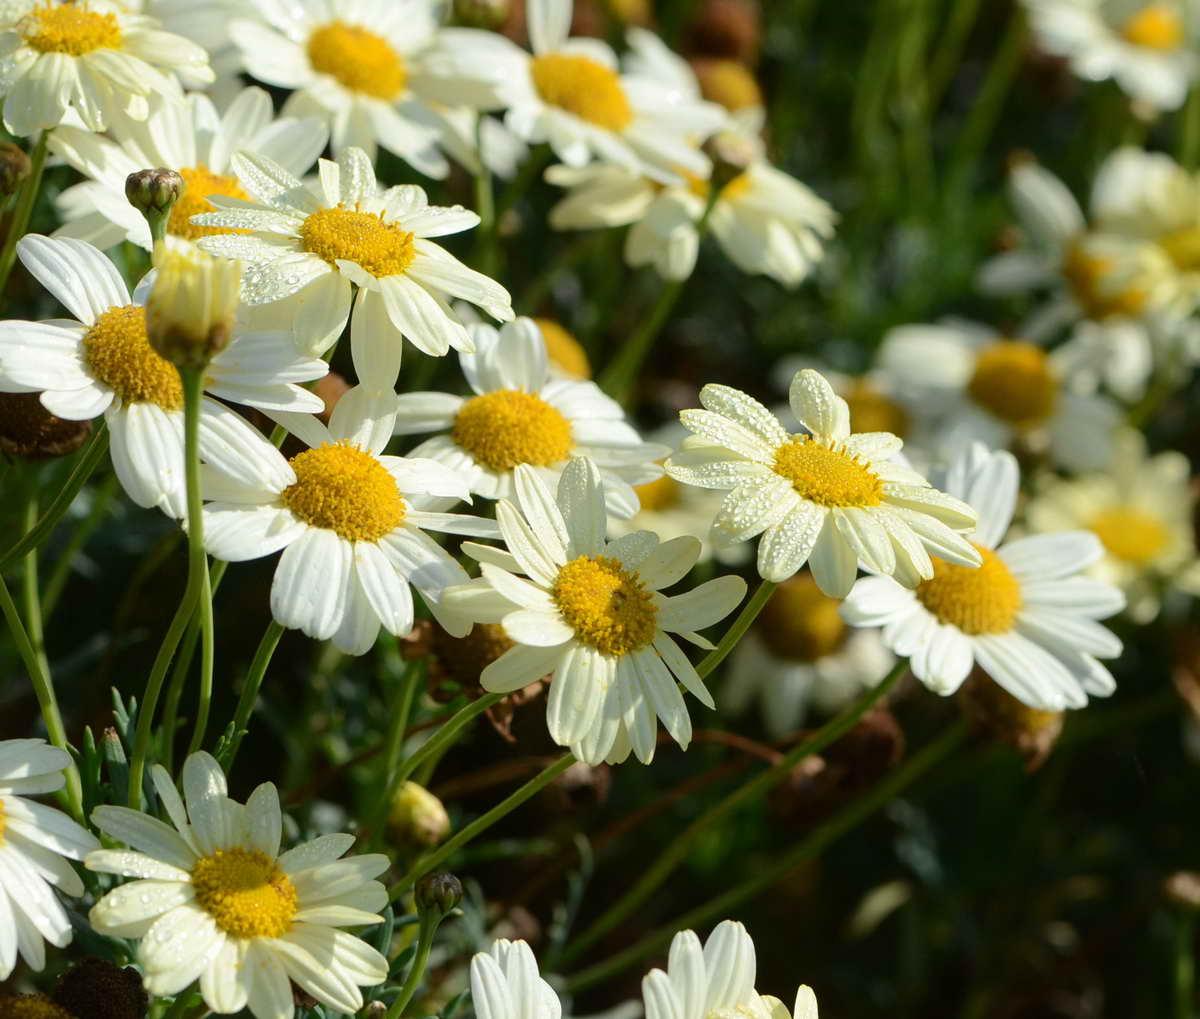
[384,912,439,1019]
[695,579,776,680]
[186,558,214,756]
[367,658,423,849]
[20,482,49,680]
[0,422,109,571]
[0,573,83,823]
[560,659,907,965]
[41,471,119,621]
[1180,86,1200,170]
[392,692,504,790]
[473,117,498,279]
[927,0,982,111]
[390,754,575,902]
[563,721,968,993]
[1178,909,1196,1019]
[0,131,49,300]
[222,618,286,768]
[127,368,208,809]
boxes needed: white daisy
[724,573,894,739]
[49,86,329,252]
[87,751,389,1019]
[642,920,819,1019]
[228,0,450,174]
[195,146,513,381]
[200,384,495,654]
[420,0,723,176]
[0,234,326,517]
[1027,428,1200,621]
[0,739,99,980]
[1022,0,1199,111]
[0,0,212,136]
[842,442,1126,711]
[393,316,669,519]
[666,369,981,598]
[441,457,748,765]
[874,320,1121,472]
[470,939,562,1019]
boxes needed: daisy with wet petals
[87,751,388,1018]
[470,938,562,1019]
[442,457,748,765]
[0,0,212,136]
[0,739,99,980]
[0,235,326,517]
[195,147,513,381]
[49,87,328,251]
[200,385,494,653]
[643,920,819,1019]
[394,317,669,518]
[667,369,981,598]
[842,443,1125,712]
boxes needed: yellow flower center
[451,390,573,472]
[1090,505,1170,565]
[758,574,846,661]
[692,57,763,112]
[916,545,1022,635]
[169,165,251,241]
[773,436,884,507]
[306,21,407,100]
[190,848,298,940]
[844,379,909,436]
[681,168,752,202]
[634,472,680,513]
[530,53,634,131]
[552,555,658,656]
[21,4,121,55]
[281,441,405,542]
[966,341,1058,428]
[300,205,416,279]
[0,994,74,1019]
[1121,2,1184,49]
[1061,241,1150,319]
[535,318,591,379]
[82,305,183,410]
[1158,226,1200,271]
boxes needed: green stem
[390,754,574,903]
[0,131,49,301]
[41,471,119,621]
[222,619,286,768]
[369,659,424,849]
[127,367,207,808]
[563,720,967,993]
[384,912,440,1019]
[473,117,498,280]
[186,557,214,757]
[559,659,906,966]
[496,145,551,221]
[1180,86,1200,170]
[926,0,981,112]
[1178,909,1196,1019]
[392,692,504,790]
[0,573,83,823]
[695,579,776,680]
[0,422,109,572]
[20,480,49,680]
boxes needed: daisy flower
[1022,0,1198,111]
[875,321,1121,472]
[421,0,723,175]
[393,317,669,519]
[842,442,1126,712]
[1027,428,1200,622]
[87,751,389,1018]
[200,384,494,654]
[724,573,893,739]
[195,147,513,380]
[643,920,819,1019]
[228,0,450,173]
[49,86,329,251]
[0,235,326,517]
[0,739,99,980]
[441,457,748,765]
[666,369,981,598]
[470,938,562,1019]
[0,0,212,136]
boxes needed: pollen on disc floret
[773,436,884,507]
[190,848,298,940]
[530,53,635,131]
[552,555,658,657]
[299,204,417,278]
[281,441,405,542]
[21,4,122,55]
[1090,506,1171,565]
[451,390,574,472]
[966,341,1058,428]
[916,545,1022,635]
[170,166,250,241]
[307,20,407,100]
[82,305,184,410]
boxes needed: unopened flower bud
[703,130,758,194]
[686,0,760,64]
[0,141,31,198]
[146,237,241,368]
[388,781,451,848]
[691,58,762,112]
[0,391,92,460]
[453,0,509,28]
[52,958,148,1019]
[416,871,463,915]
[125,168,184,218]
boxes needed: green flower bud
[389,781,451,848]
[416,871,463,915]
[125,167,184,217]
[453,0,509,28]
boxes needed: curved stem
[384,912,439,1019]
[392,692,504,791]
[0,131,49,303]
[473,116,498,280]
[20,481,49,680]
[222,618,285,769]
[695,579,776,680]
[368,659,424,850]
[0,422,110,572]
[41,471,119,621]
[389,753,574,903]
[559,659,906,965]
[186,557,214,756]
[563,720,967,993]
[1178,909,1196,1019]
